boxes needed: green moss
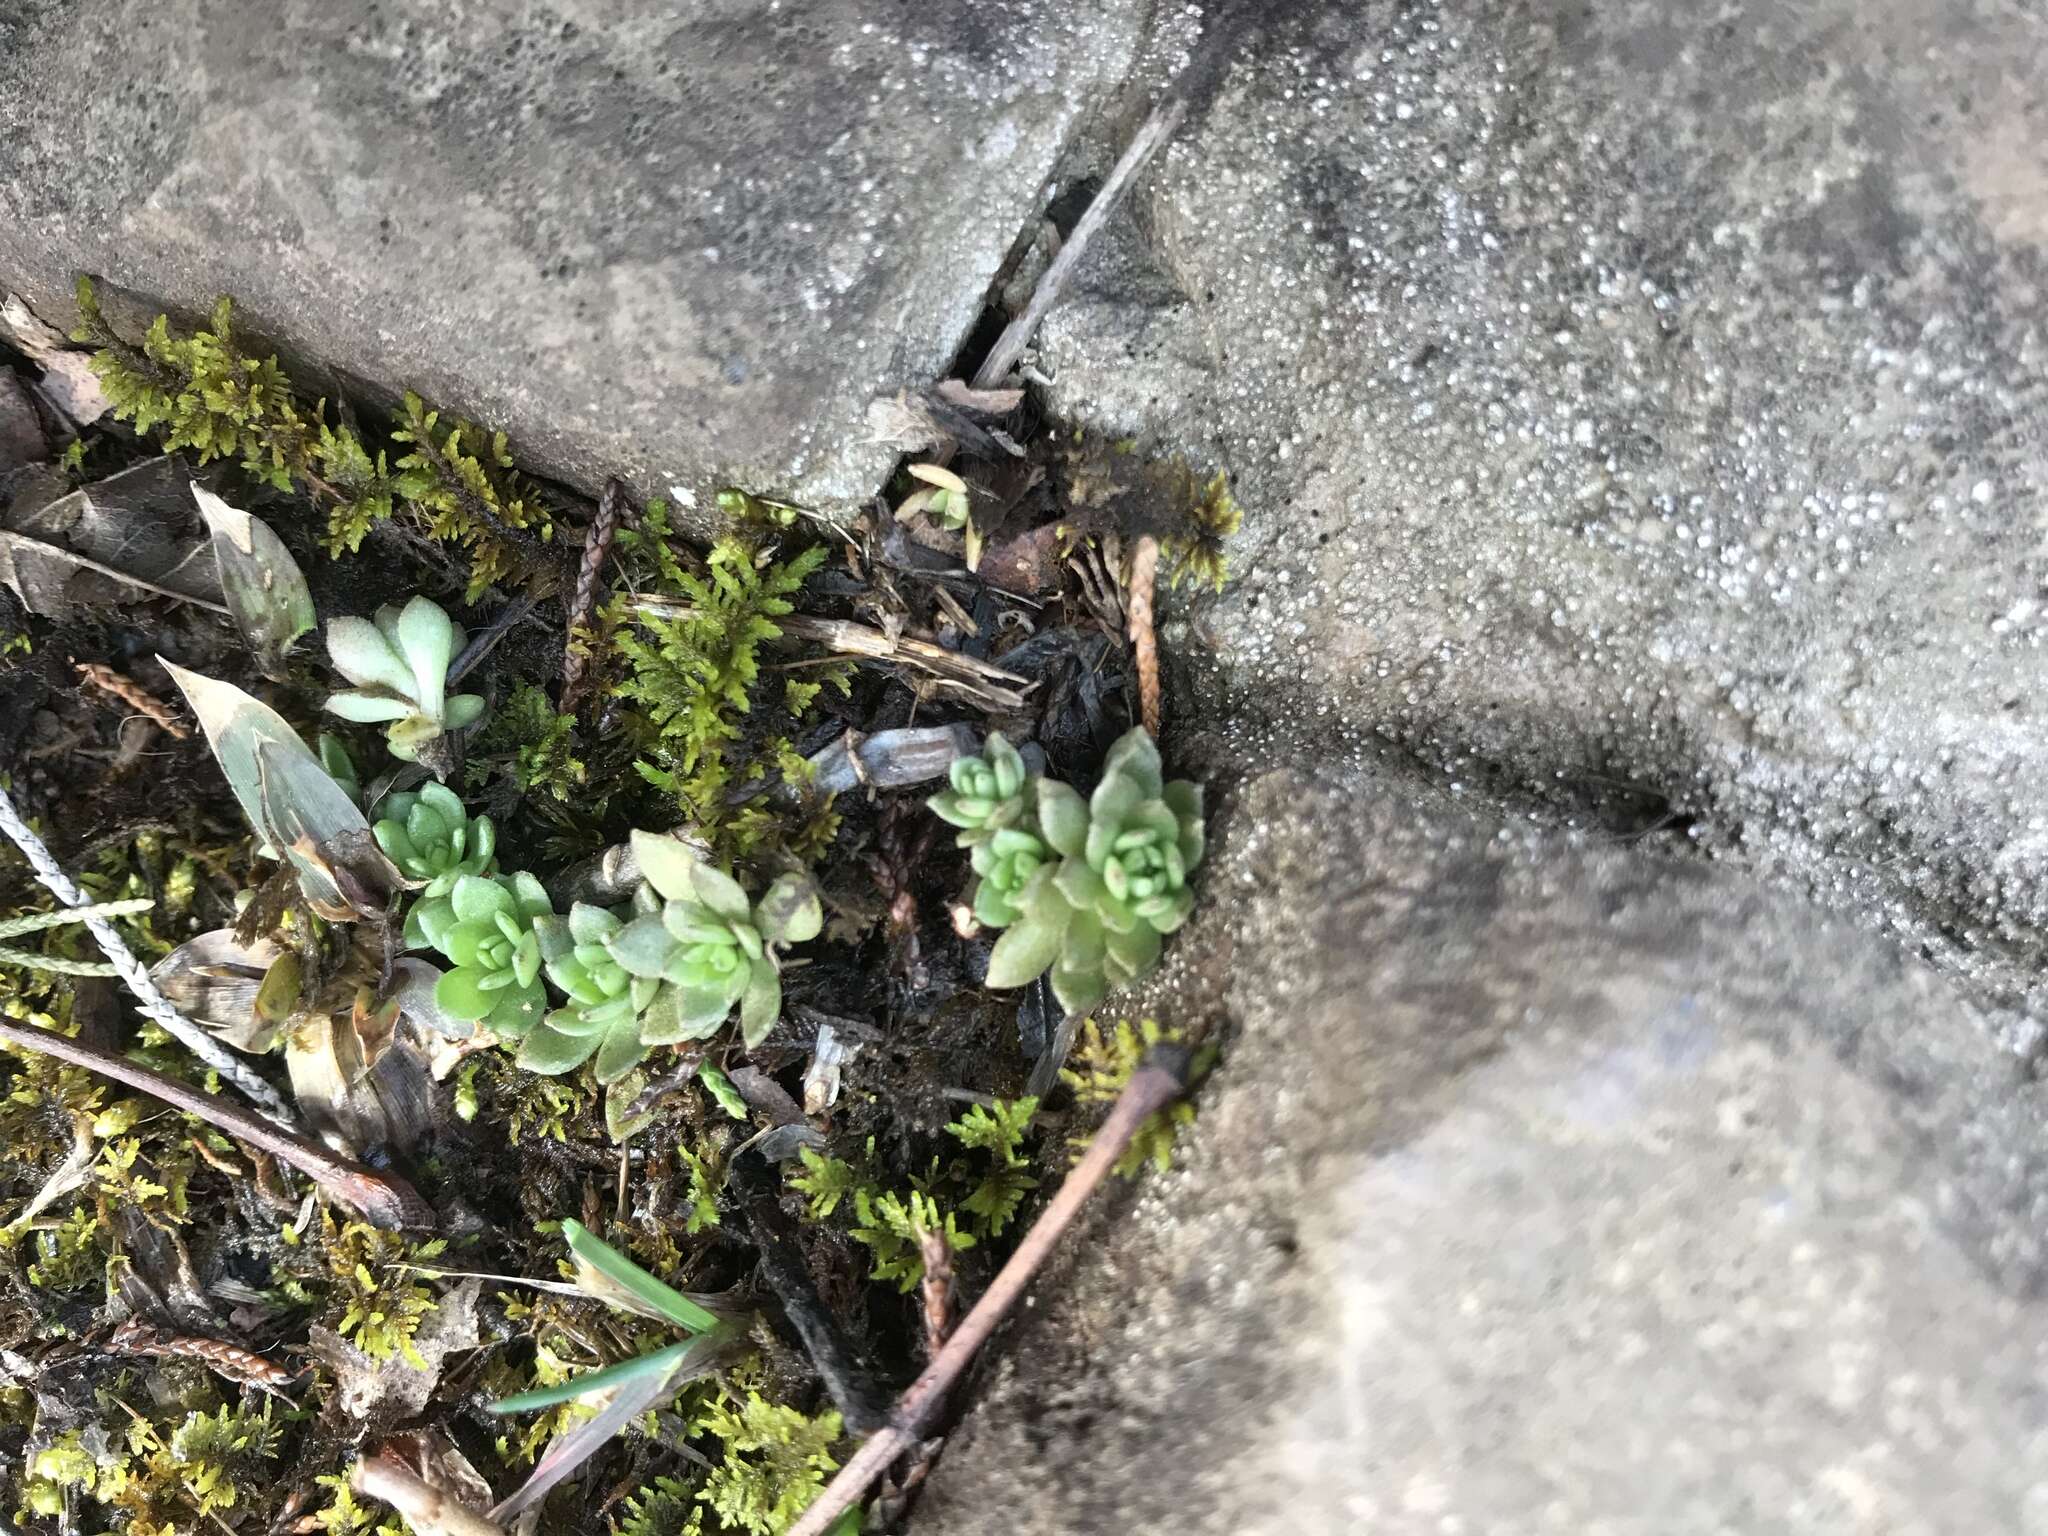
[72,277,552,600]
[321,1214,448,1366]
[694,1392,842,1536]
[848,1188,973,1293]
[1062,1017,1215,1176]
[466,682,588,802]
[947,1096,1039,1237]
[619,1475,704,1536]
[613,514,848,864]
[307,1473,407,1536]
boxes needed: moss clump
[612,512,848,863]
[313,1213,448,1366]
[1063,1017,1214,1176]
[72,277,554,599]
[466,682,588,803]
[694,1392,842,1536]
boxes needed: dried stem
[785,1050,1194,1536]
[109,1317,299,1393]
[560,477,623,709]
[0,1013,435,1231]
[1126,535,1162,737]
[0,781,295,1122]
[631,601,1035,711]
[972,98,1188,390]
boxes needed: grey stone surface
[1037,0,2048,1031]
[914,764,2048,1536]
[0,0,1143,522]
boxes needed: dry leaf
[311,1278,480,1419]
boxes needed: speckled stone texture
[913,764,2048,1536]
[0,0,1142,522]
[1038,0,2048,1039]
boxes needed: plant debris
[0,280,1239,1536]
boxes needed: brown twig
[1126,535,1162,738]
[785,1050,1193,1536]
[109,1316,299,1393]
[559,478,623,709]
[75,662,191,739]
[0,1015,435,1232]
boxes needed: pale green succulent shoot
[969,826,1050,928]
[425,872,553,1038]
[373,782,497,897]
[323,596,486,766]
[317,733,361,805]
[619,830,822,1050]
[161,658,398,921]
[928,732,1031,847]
[980,727,1204,1016]
[193,484,315,681]
[522,895,665,1082]
[895,462,982,570]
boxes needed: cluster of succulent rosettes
[372,782,496,897]
[323,595,486,767]
[515,832,823,1084]
[941,727,1205,1016]
[418,872,554,1038]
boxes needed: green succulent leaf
[1035,778,1088,858]
[738,956,782,1048]
[607,914,680,978]
[753,873,822,946]
[594,1017,652,1083]
[519,1019,602,1074]
[629,829,704,903]
[986,898,1068,989]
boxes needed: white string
[0,782,298,1126]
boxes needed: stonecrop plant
[426,831,823,1084]
[933,727,1204,1014]
[372,782,496,896]
[323,596,486,768]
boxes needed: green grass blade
[487,1341,690,1414]
[561,1218,719,1332]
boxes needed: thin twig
[560,478,623,709]
[0,1013,436,1232]
[786,1050,1193,1536]
[1126,535,1162,738]
[0,530,232,615]
[447,593,541,688]
[0,782,295,1122]
[972,98,1189,390]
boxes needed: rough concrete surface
[0,0,1142,520]
[1038,0,2048,1033]
[914,766,2048,1535]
